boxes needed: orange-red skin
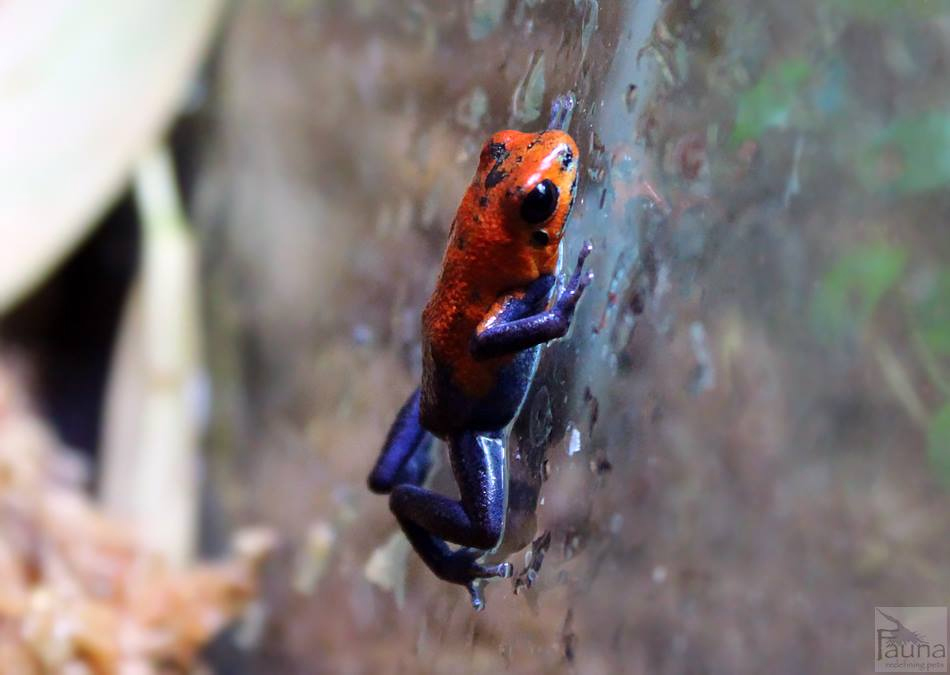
[420,129,580,418]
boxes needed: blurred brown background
[2,1,949,673]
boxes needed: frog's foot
[551,239,594,318]
[465,552,513,580]
[450,550,511,611]
[423,547,510,610]
[437,547,510,583]
[548,92,576,131]
[467,582,487,611]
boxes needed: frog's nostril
[560,147,575,172]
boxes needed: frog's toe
[464,561,511,610]
[482,561,512,579]
[454,549,511,579]
[467,581,486,611]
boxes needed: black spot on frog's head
[485,163,508,189]
[478,136,513,190]
[487,142,508,161]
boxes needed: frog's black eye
[520,179,559,225]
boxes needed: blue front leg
[471,241,593,360]
[389,431,512,609]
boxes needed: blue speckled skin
[367,389,432,493]
[368,248,591,610]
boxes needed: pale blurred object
[0,0,223,313]
[363,531,410,610]
[292,521,337,595]
[0,359,273,674]
[100,146,203,566]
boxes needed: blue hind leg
[389,431,512,609]
[367,388,433,494]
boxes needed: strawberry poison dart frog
[368,96,593,610]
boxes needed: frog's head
[470,128,580,274]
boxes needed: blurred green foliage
[732,58,811,144]
[929,403,950,487]
[469,0,506,40]
[813,244,950,486]
[810,242,906,341]
[829,0,950,20]
[860,112,950,195]
[915,271,950,357]
[512,52,546,123]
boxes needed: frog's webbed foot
[440,547,512,584]
[446,549,512,612]
[392,527,512,609]
[466,567,513,612]
[453,548,513,579]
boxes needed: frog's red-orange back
[421,129,580,406]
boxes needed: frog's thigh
[449,430,506,548]
[390,431,505,550]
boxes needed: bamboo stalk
[100,145,202,565]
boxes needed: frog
[368,95,593,610]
